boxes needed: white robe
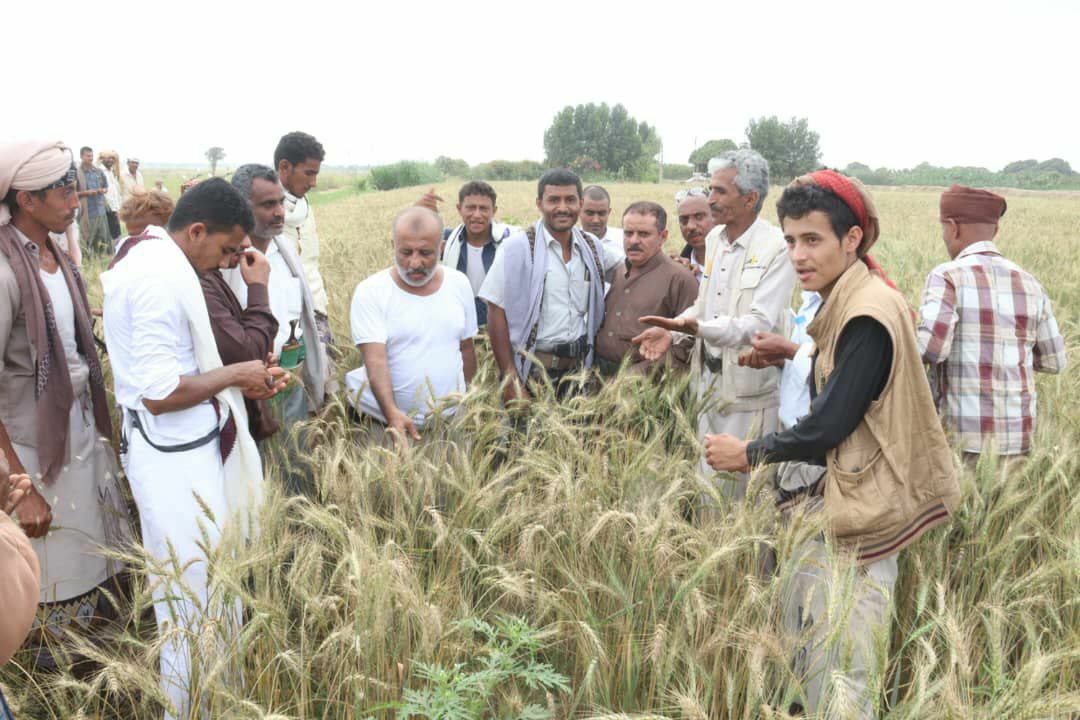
[101,228,262,719]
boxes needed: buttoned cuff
[246,283,270,308]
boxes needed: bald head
[392,205,444,247]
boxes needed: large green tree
[744,116,820,181]
[543,103,660,177]
[688,139,738,172]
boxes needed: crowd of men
[0,135,1067,719]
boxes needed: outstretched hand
[633,316,698,362]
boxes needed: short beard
[396,261,436,288]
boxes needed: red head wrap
[789,169,897,290]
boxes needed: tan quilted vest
[809,261,961,563]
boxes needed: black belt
[121,407,222,455]
[536,334,590,360]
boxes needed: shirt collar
[956,240,1000,259]
[721,217,760,250]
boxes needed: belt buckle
[549,352,559,370]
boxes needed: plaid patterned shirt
[918,241,1067,454]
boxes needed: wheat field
[2,181,1077,719]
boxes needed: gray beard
[396,262,436,288]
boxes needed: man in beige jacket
[2,455,40,676]
[635,149,796,501]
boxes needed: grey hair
[391,206,444,245]
[230,163,279,200]
[707,149,770,214]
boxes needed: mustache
[626,244,645,253]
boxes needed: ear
[535,196,542,211]
[660,229,669,242]
[15,189,35,212]
[845,225,863,255]
[277,159,291,175]
[744,190,760,211]
[455,203,463,214]
[187,221,207,244]
[942,218,958,241]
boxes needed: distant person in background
[346,206,477,447]
[415,180,516,327]
[274,132,333,351]
[118,189,175,239]
[918,185,1067,461]
[579,184,626,268]
[673,187,715,282]
[98,150,124,241]
[75,146,111,257]
[123,157,145,201]
[154,179,168,194]
[595,202,698,377]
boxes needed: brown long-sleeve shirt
[596,252,699,373]
[199,272,280,441]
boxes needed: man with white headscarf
[102,177,286,719]
[0,140,133,669]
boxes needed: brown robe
[199,272,280,441]
[596,252,699,374]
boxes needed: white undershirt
[38,267,81,368]
[464,244,487,295]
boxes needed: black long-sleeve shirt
[746,316,893,466]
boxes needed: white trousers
[123,425,232,720]
[781,538,898,719]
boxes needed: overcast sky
[5,0,1077,172]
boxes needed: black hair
[537,168,582,200]
[583,184,610,203]
[79,146,92,155]
[622,201,667,232]
[776,184,863,252]
[167,177,254,234]
[458,180,497,205]
[2,188,47,216]
[231,163,280,200]
[274,131,325,168]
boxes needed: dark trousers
[530,363,588,400]
[105,209,121,240]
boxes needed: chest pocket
[739,265,766,290]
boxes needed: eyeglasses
[675,186,709,203]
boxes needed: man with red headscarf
[919,185,1066,461]
[702,170,960,717]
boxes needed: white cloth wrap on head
[0,140,73,226]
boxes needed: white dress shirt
[778,290,821,428]
[479,224,622,348]
[678,217,796,349]
[102,234,217,444]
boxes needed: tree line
[366,104,1076,190]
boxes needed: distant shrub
[370,161,444,191]
[661,163,695,180]
[434,156,470,177]
[471,159,545,181]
